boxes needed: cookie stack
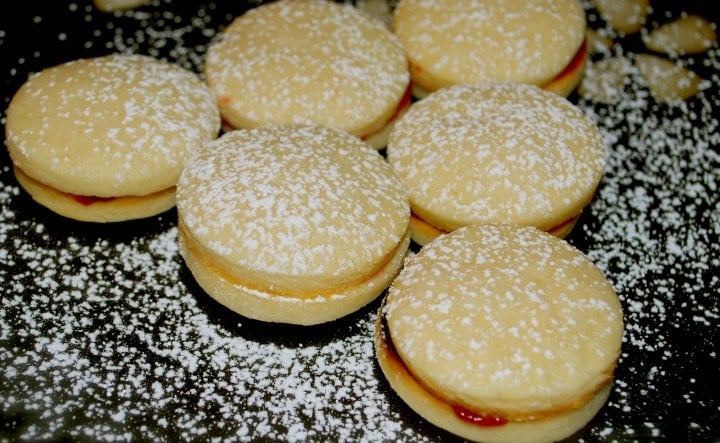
[4,1,623,441]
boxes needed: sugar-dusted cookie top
[204,0,409,139]
[384,224,623,419]
[387,82,605,234]
[393,0,586,91]
[5,53,220,198]
[177,125,410,296]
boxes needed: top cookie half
[5,53,220,199]
[204,0,410,145]
[393,0,587,96]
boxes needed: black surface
[1,1,719,442]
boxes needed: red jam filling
[361,83,413,140]
[73,195,115,205]
[552,38,588,83]
[380,311,508,429]
[452,405,508,427]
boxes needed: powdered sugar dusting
[1,1,719,442]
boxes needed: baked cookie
[393,0,588,98]
[386,82,605,246]
[203,0,411,149]
[176,125,411,325]
[5,53,220,223]
[375,224,624,443]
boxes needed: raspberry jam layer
[452,404,508,427]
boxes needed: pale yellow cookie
[393,0,588,98]
[177,125,411,325]
[375,224,623,443]
[204,0,411,149]
[386,82,605,246]
[5,53,220,222]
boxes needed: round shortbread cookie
[393,0,588,97]
[386,82,606,246]
[176,125,411,325]
[203,0,411,149]
[375,224,624,443]
[5,53,220,223]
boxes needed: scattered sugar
[569,4,720,441]
[0,1,718,442]
[0,211,425,441]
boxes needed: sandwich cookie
[386,82,606,246]
[203,0,411,149]
[176,125,411,325]
[5,53,220,223]
[393,0,588,98]
[375,224,624,443]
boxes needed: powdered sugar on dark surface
[1,1,718,442]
